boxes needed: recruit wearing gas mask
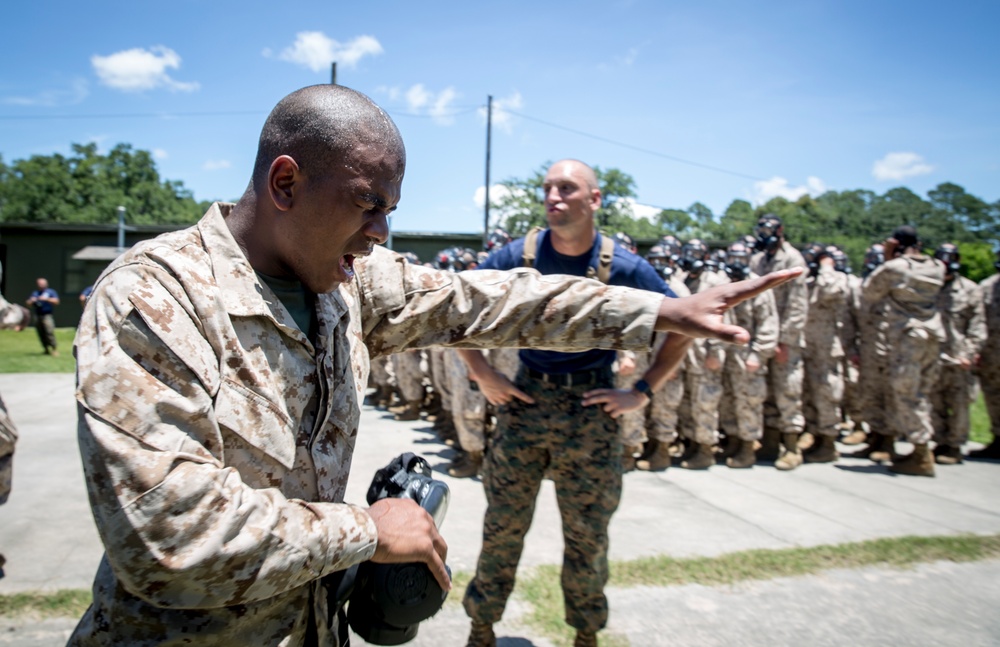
[753,215,783,254]
[678,239,709,276]
[934,242,962,277]
[723,241,753,281]
[800,243,833,279]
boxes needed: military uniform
[680,271,728,450]
[862,254,945,446]
[802,265,849,440]
[751,241,809,464]
[932,275,986,448]
[445,347,487,454]
[721,273,779,445]
[838,274,864,431]
[977,272,1000,449]
[391,349,425,407]
[70,203,665,645]
[0,290,26,508]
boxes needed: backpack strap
[522,226,544,268]
[523,226,614,284]
[595,231,615,284]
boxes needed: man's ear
[590,187,602,212]
[268,155,299,212]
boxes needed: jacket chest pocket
[214,378,297,472]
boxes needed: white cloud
[473,184,515,209]
[751,176,827,204]
[277,32,382,72]
[92,46,198,93]
[872,152,934,181]
[405,84,431,110]
[479,91,524,133]
[2,78,88,107]
[376,83,460,125]
[202,159,231,171]
[618,198,661,221]
[152,148,168,160]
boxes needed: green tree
[0,143,205,225]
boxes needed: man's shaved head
[550,159,598,191]
[251,84,405,189]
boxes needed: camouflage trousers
[720,362,767,442]
[0,393,16,505]
[369,355,393,390]
[464,367,620,633]
[856,341,888,432]
[841,357,861,426]
[763,346,805,435]
[803,353,844,438]
[884,328,940,445]
[392,349,425,403]
[428,348,452,415]
[681,368,723,445]
[931,364,977,447]
[445,348,486,452]
[978,343,1000,439]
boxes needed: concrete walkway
[1,373,999,645]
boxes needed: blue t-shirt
[30,288,59,315]
[478,230,675,374]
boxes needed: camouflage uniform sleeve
[862,263,893,304]
[779,268,809,346]
[76,263,377,609]
[812,265,848,305]
[356,247,662,356]
[0,393,16,506]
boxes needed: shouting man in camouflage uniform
[69,85,800,645]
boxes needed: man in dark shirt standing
[26,277,60,356]
[459,159,689,647]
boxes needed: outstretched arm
[653,268,803,343]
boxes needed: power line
[0,105,483,121]
[504,109,766,183]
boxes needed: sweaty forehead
[545,161,595,187]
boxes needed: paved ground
[1,373,999,645]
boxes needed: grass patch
[514,533,1000,646]
[0,589,90,619]
[971,392,992,445]
[0,328,77,373]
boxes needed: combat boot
[718,435,739,460]
[636,442,672,471]
[840,428,869,445]
[804,435,839,463]
[889,443,935,477]
[934,444,963,465]
[968,437,1000,460]
[448,450,484,478]
[466,621,496,647]
[622,445,641,472]
[726,438,757,469]
[757,427,781,461]
[774,433,803,471]
[680,443,715,470]
[797,430,816,452]
[364,384,386,407]
[393,400,422,421]
[573,630,598,647]
[853,432,893,462]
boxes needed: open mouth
[341,255,357,279]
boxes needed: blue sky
[1,0,997,235]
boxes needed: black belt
[523,366,609,387]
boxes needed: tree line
[1,145,997,281]
[492,163,1000,282]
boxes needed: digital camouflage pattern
[752,241,809,436]
[391,349,424,404]
[464,369,621,634]
[979,273,1000,439]
[862,254,945,444]
[71,203,664,645]
[0,293,27,505]
[803,265,849,438]
[932,275,987,446]
[721,273,779,442]
[445,347,486,453]
[681,271,728,445]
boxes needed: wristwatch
[632,379,652,398]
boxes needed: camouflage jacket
[804,265,849,359]
[751,241,809,349]
[862,253,945,341]
[684,270,728,374]
[980,273,1000,355]
[70,203,663,645]
[0,293,24,505]
[936,275,986,366]
[724,272,779,371]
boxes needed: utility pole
[330,62,337,85]
[483,95,493,249]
